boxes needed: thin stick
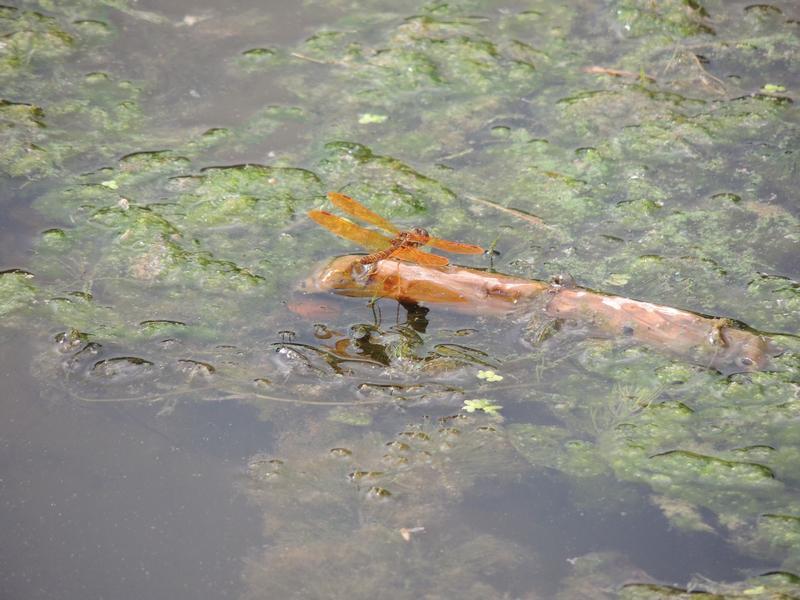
[290,52,349,67]
[464,194,551,228]
[689,52,726,94]
[583,65,655,83]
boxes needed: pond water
[1,0,799,598]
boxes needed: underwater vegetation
[1,0,799,597]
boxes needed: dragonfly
[308,192,484,267]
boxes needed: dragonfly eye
[410,227,429,242]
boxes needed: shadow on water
[462,475,776,597]
[0,186,44,270]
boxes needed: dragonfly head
[406,227,430,246]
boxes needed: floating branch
[304,255,782,375]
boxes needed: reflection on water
[461,476,771,597]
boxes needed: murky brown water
[0,331,269,599]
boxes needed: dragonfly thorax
[396,228,430,247]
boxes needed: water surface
[1,0,798,598]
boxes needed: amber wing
[328,192,483,255]
[326,192,399,234]
[426,237,484,255]
[307,210,391,251]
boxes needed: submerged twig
[290,52,348,67]
[663,47,726,95]
[464,194,553,229]
[583,65,656,83]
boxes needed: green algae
[0,99,53,177]
[0,269,37,318]
[508,424,610,479]
[0,3,160,179]
[619,570,800,599]
[614,0,714,38]
[502,326,800,572]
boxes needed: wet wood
[305,255,780,374]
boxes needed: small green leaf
[462,399,503,416]
[761,83,786,93]
[358,113,388,124]
[605,272,630,286]
[743,586,766,596]
[477,369,503,382]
